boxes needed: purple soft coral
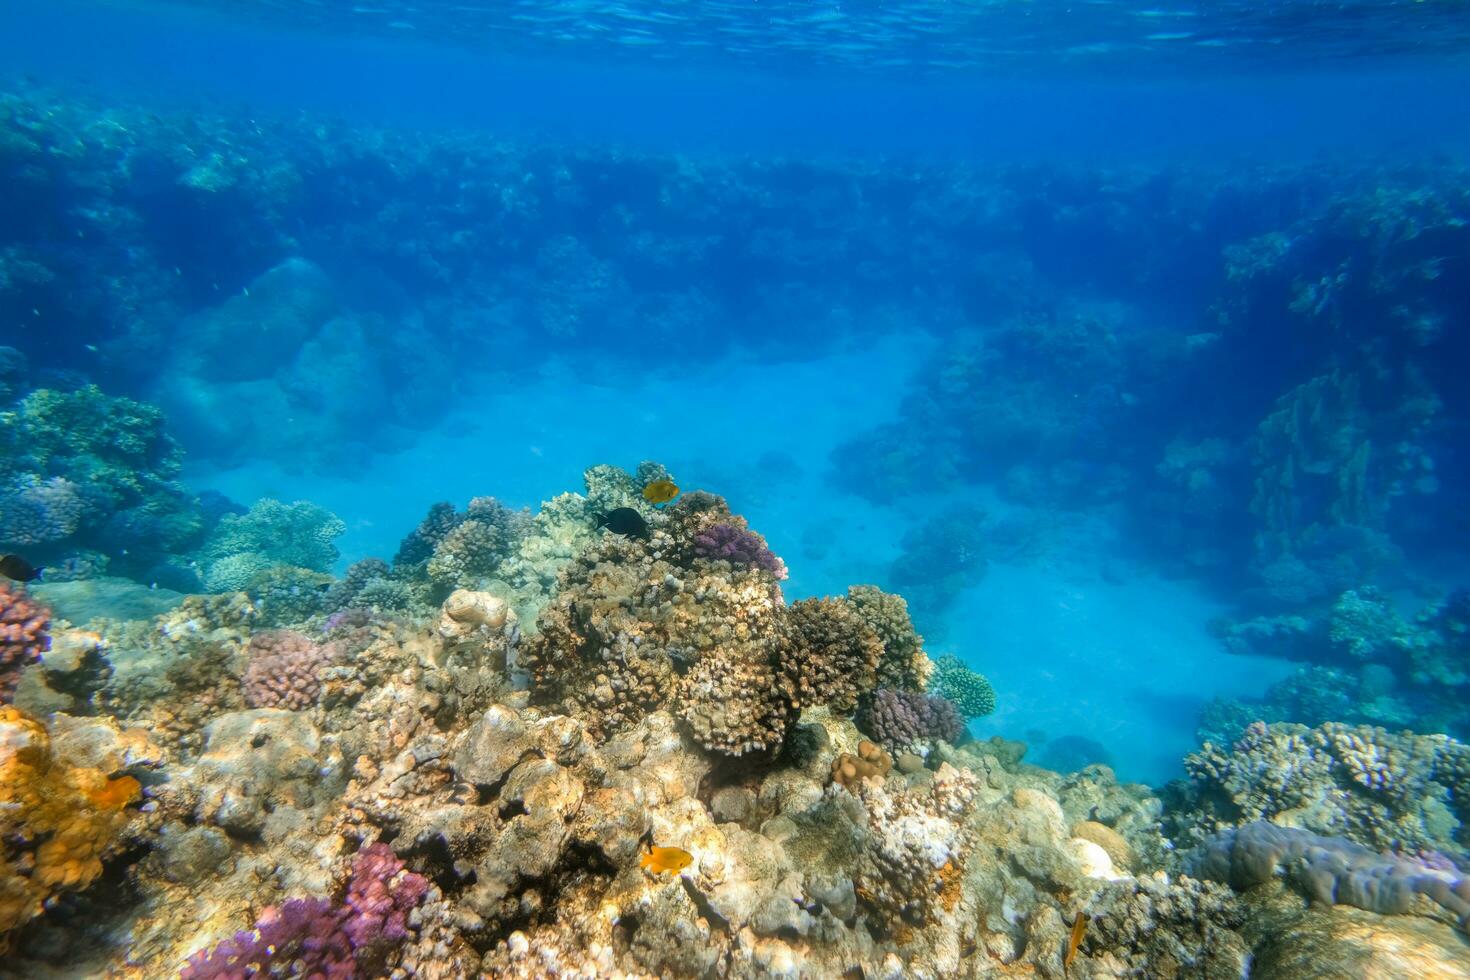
[692,522,788,580]
[181,845,429,979]
[181,897,354,980]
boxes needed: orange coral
[0,706,140,935]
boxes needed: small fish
[0,555,42,583]
[1064,910,1089,973]
[597,507,649,538]
[641,479,679,505]
[638,831,692,876]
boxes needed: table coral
[1,581,49,703]
[0,705,140,936]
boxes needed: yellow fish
[641,479,680,505]
[638,837,693,876]
[1064,910,1089,973]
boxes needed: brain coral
[0,706,140,934]
[241,630,332,710]
[1,582,49,703]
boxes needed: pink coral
[241,629,329,710]
[1,581,49,703]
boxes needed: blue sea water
[2,0,1468,791]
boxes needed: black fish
[0,554,42,583]
[597,507,649,538]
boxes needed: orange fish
[90,775,141,810]
[638,831,692,875]
[1064,909,1089,973]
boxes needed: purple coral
[1,581,49,703]
[1188,821,1470,931]
[692,522,788,580]
[181,897,354,980]
[855,687,965,754]
[181,844,430,979]
[343,843,432,949]
[241,629,331,710]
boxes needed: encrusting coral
[0,706,141,937]
[180,842,430,979]
[1188,821,1470,932]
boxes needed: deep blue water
[3,0,1470,786]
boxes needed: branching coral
[0,475,83,546]
[394,495,530,595]
[844,585,931,692]
[855,687,965,755]
[0,706,140,935]
[931,653,996,719]
[1,582,48,703]
[241,629,332,710]
[1175,720,1470,858]
[523,489,895,756]
[777,597,881,714]
[691,521,788,579]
